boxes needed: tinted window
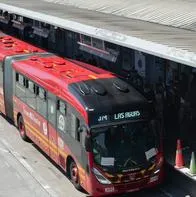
[92,38,104,50]
[48,94,56,127]
[80,34,91,46]
[15,73,26,102]
[19,74,25,86]
[57,100,67,134]
[36,86,47,118]
[28,80,35,93]
[58,100,66,115]
[26,79,36,110]
[67,113,80,141]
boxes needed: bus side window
[0,61,3,86]
[57,100,67,134]
[15,72,19,82]
[19,74,25,86]
[36,86,47,118]
[67,113,80,141]
[15,73,26,102]
[26,79,36,110]
[58,100,66,115]
[48,93,56,127]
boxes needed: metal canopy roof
[0,0,196,67]
[43,0,196,32]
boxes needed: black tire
[18,116,29,141]
[69,160,82,190]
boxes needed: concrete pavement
[0,114,85,197]
[0,140,51,197]
[0,114,193,197]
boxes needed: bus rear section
[0,32,44,117]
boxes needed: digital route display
[89,110,149,125]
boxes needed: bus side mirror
[85,135,92,152]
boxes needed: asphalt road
[0,113,193,197]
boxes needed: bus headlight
[92,168,111,185]
[153,169,160,175]
[153,156,163,175]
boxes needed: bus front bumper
[89,169,164,197]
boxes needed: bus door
[47,92,58,163]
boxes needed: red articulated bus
[0,32,164,196]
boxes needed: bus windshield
[92,121,159,173]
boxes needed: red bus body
[0,32,164,196]
[0,32,44,115]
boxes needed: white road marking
[44,185,50,189]
[0,147,9,153]
[1,139,59,197]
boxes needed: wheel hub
[71,165,78,183]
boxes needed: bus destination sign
[97,110,141,124]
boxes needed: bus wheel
[18,116,28,141]
[69,160,81,190]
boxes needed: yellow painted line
[78,167,86,174]
[26,124,59,156]
[15,113,85,172]
[25,122,57,155]
[26,123,50,149]
[88,74,97,79]
[14,110,54,149]
[79,174,86,180]
[25,121,50,144]
[25,124,49,147]
[25,121,69,158]
[49,141,58,153]
[25,121,68,159]
[58,148,67,158]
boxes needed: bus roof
[69,78,150,126]
[0,32,44,61]
[13,54,150,126]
